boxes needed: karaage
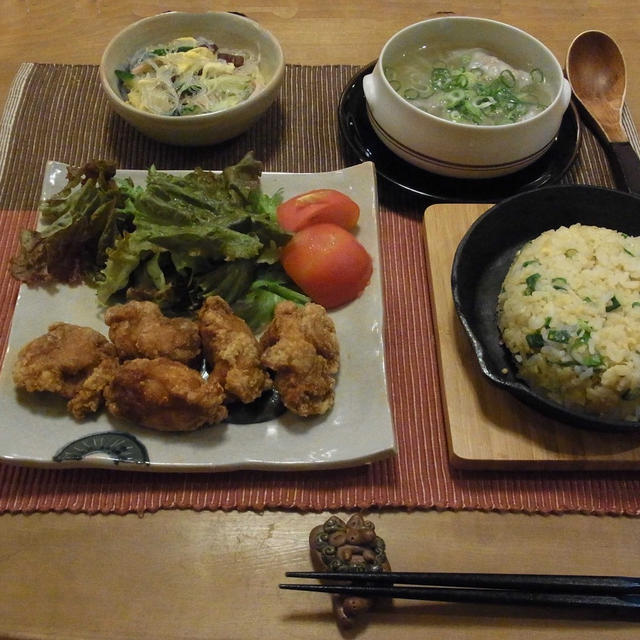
[104,300,201,364]
[260,301,339,416]
[12,322,118,419]
[104,357,227,431]
[198,295,271,404]
[66,357,120,420]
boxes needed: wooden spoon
[566,30,640,193]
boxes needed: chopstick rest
[308,514,391,628]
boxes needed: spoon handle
[609,141,640,195]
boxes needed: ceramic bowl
[362,16,572,179]
[99,11,284,146]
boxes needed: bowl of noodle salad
[100,12,284,146]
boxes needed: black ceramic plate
[338,62,581,202]
[452,184,640,432]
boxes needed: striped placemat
[1,63,640,515]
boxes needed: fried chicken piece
[12,322,118,419]
[67,357,120,420]
[197,295,271,404]
[104,357,227,431]
[259,301,339,416]
[104,300,201,364]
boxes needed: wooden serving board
[424,203,640,470]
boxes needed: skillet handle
[609,141,640,195]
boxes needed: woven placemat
[1,63,640,515]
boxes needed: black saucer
[338,62,582,203]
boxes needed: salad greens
[10,153,308,330]
[10,161,128,285]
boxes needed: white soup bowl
[362,16,571,179]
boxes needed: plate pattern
[53,432,150,466]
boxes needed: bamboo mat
[1,63,640,515]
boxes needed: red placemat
[1,63,640,515]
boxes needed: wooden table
[1,2,640,639]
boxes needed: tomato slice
[277,189,360,232]
[280,223,372,309]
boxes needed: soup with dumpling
[383,47,554,125]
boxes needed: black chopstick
[283,571,640,594]
[279,572,640,613]
[279,582,640,612]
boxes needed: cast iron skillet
[452,184,640,432]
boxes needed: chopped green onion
[564,248,577,258]
[500,69,516,88]
[461,99,484,123]
[576,320,592,342]
[445,89,466,108]
[403,88,419,100]
[431,68,452,91]
[524,272,541,295]
[408,72,430,90]
[552,277,568,290]
[548,329,570,343]
[472,96,496,110]
[582,353,604,368]
[530,68,544,83]
[606,296,621,312]
[115,69,135,85]
[384,67,397,81]
[522,259,541,268]
[526,331,544,350]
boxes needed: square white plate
[0,160,396,472]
